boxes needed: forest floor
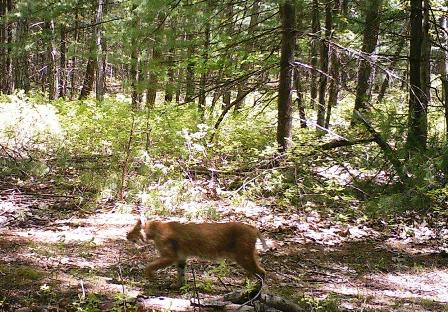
[1,180,448,312]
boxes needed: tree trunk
[198,8,211,118]
[165,46,175,102]
[14,15,30,92]
[185,31,195,103]
[69,8,80,99]
[79,56,96,100]
[0,0,6,93]
[5,0,13,93]
[325,47,339,129]
[294,67,307,128]
[130,5,141,109]
[222,2,234,108]
[234,0,260,112]
[316,1,332,129]
[351,0,383,125]
[420,0,431,111]
[341,0,348,16]
[441,15,448,139]
[95,0,105,101]
[377,27,407,103]
[59,25,67,97]
[277,1,296,153]
[406,0,427,150]
[47,20,58,100]
[310,0,320,110]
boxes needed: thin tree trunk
[294,67,307,128]
[130,5,141,109]
[406,0,427,150]
[316,1,332,129]
[441,15,448,139]
[146,13,165,108]
[5,0,13,93]
[185,31,195,103]
[95,0,105,101]
[0,0,6,93]
[420,0,431,109]
[377,27,407,103]
[16,18,31,92]
[165,46,175,102]
[198,11,210,119]
[79,56,95,100]
[277,1,296,152]
[341,0,348,16]
[325,48,339,129]
[59,25,67,97]
[234,0,260,112]
[310,0,320,110]
[69,8,80,99]
[222,2,234,108]
[47,20,58,100]
[351,0,383,125]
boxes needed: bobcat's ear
[139,214,147,227]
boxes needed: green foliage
[71,293,101,312]
[299,294,341,312]
[208,260,230,277]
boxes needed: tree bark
[0,0,6,93]
[294,67,307,128]
[198,7,211,119]
[234,0,260,112]
[79,56,96,100]
[310,0,320,110]
[406,0,427,150]
[351,0,383,125]
[130,4,141,109]
[222,2,234,108]
[185,31,195,103]
[69,8,80,99]
[325,47,339,129]
[316,1,332,129]
[277,1,296,152]
[420,0,431,112]
[14,15,30,92]
[47,20,58,100]
[147,12,165,108]
[59,25,67,97]
[440,15,448,139]
[5,0,13,93]
[95,0,105,101]
[165,46,175,102]
[377,27,407,103]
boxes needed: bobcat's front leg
[144,257,177,278]
[176,259,186,287]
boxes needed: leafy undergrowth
[1,183,448,312]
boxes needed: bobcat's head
[126,219,146,242]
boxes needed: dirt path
[1,193,448,311]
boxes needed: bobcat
[126,219,267,286]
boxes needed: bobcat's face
[126,219,145,242]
